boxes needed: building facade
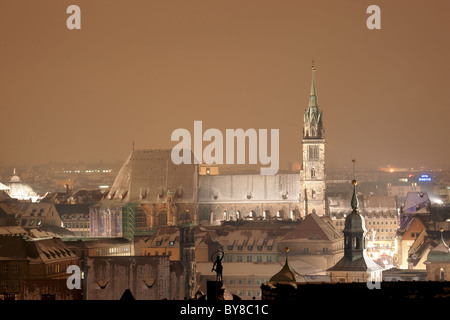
[94,65,328,241]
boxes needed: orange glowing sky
[0,0,449,170]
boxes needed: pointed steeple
[303,62,324,139]
[309,61,319,108]
[351,159,359,211]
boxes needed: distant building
[0,203,16,227]
[387,178,421,205]
[280,212,343,272]
[64,237,134,259]
[14,202,63,229]
[4,170,40,202]
[94,66,329,242]
[68,189,103,204]
[399,203,450,271]
[0,237,78,299]
[328,195,353,230]
[382,268,427,281]
[424,230,450,281]
[195,218,336,299]
[57,203,90,236]
[137,225,220,263]
[396,194,431,269]
[401,191,430,215]
[363,195,398,266]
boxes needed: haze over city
[1,0,449,171]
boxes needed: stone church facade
[92,65,327,237]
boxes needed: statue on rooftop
[211,250,224,282]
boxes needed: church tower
[301,63,326,216]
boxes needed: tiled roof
[364,196,396,210]
[403,192,430,213]
[104,149,197,203]
[0,237,75,263]
[283,212,342,241]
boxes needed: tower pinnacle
[309,64,318,108]
[351,159,359,211]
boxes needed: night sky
[1,1,449,170]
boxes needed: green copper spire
[351,160,359,211]
[351,180,359,211]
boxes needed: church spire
[309,61,318,108]
[303,62,324,139]
[351,159,359,211]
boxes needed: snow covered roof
[198,173,300,203]
[0,226,28,236]
[403,191,430,213]
[364,196,396,211]
[282,212,342,241]
[103,149,197,203]
[0,236,76,264]
[0,182,10,191]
